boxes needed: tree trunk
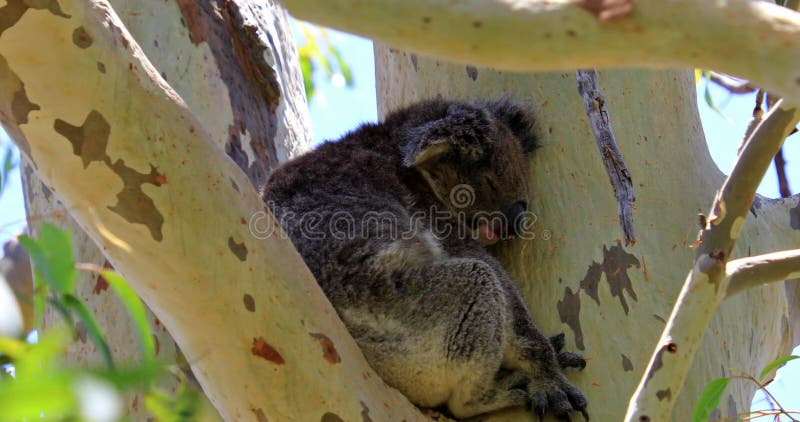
[17,0,312,418]
[375,48,799,420]
[0,1,422,420]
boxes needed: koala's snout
[507,201,527,237]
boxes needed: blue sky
[0,26,797,418]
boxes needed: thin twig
[764,93,793,197]
[774,148,792,197]
[740,90,764,154]
[729,374,800,422]
[576,69,636,246]
[726,249,800,298]
[708,71,758,94]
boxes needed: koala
[262,99,588,420]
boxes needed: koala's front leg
[501,285,589,421]
[366,257,534,418]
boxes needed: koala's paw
[528,377,589,421]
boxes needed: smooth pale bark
[0,1,422,421]
[375,47,800,420]
[19,0,312,419]
[283,0,800,105]
[727,250,800,299]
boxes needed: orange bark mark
[251,337,285,364]
[310,333,341,364]
[578,0,633,21]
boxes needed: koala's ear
[485,98,539,154]
[401,103,491,167]
[404,139,452,167]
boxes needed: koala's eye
[484,175,499,192]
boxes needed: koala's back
[262,99,588,420]
[263,121,422,298]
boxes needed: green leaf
[0,371,77,420]
[300,54,315,100]
[692,377,730,422]
[146,384,201,422]
[32,276,47,328]
[101,270,156,365]
[47,296,76,329]
[12,328,70,377]
[63,294,114,370]
[0,337,28,361]
[0,146,14,196]
[759,355,800,380]
[700,71,735,124]
[328,44,354,86]
[19,224,76,294]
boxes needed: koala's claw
[556,351,587,370]
[527,377,588,422]
[549,333,566,352]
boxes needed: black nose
[507,201,527,237]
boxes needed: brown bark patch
[410,54,418,72]
[0,0,70,35]
[656,388,671,401]
[92,273,109,294]
[251,407,268,422]
[578,0,633,21]
[72,26,92,49]
[321,413,345,422]
[54,110,110,168]
[40,182,52,200]
[790,201,800,230]
[557,287,584,350]
[310,332,341,364]
[228,236,248,261]
[106,161,165,241]
[360,401,373,422]
[579,243,640,314]
[251,337,285,364]
[243,293,255,312]
[0,0,28,37]
[621,353,633,371]
[644,344,667,385]
[11,87,39,124]
[75,320,87,343]
[174,0,206,45]
[175,0,281,188]
[465,66,478,81]
[153,334,160,355]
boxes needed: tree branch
[282,0,800,104]
[708,71,757,94]
[625,100,800,421]
[576,69,636,246]
[0,1,421,420]
[726,250,800,298]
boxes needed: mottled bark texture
[0,1,422,421]
[375,46,799,420]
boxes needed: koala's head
[399,99,538,245]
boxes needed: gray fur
[263,99,587,419]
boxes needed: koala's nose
[507,201,527,237]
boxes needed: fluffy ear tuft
[485,98,539,154]
[400,102,492,167]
